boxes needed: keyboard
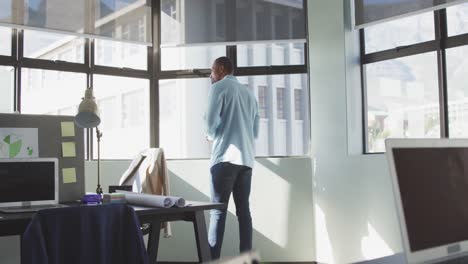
[0,204,68,213]
[438,255,468,264]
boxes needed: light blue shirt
[205,75,259,168]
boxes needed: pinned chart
[0,128,38,158]
[61,122,75,137]
[62,168,77,184]
[62,142,76,157]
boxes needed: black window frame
[0,0,310,160]
[361,8,468,154]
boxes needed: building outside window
[258,86,268,119]
[276,87,286,120]
[294,89,303,120]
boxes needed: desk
[0,201,226,263]
[353,254,405,264]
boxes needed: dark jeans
[208,162,253,259]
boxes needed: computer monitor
[0,158,58,208]
[386,139,468,264]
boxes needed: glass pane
[95,39,147,70]
[95,0,151,45]
[0,27,11,56]
[24,29,85,63]
[161,45,225,71]
[159,74,310,159]
[365,52,440,153]
[364,12,434,54]
[22,0,86,34]
[0,66,14,113]
[21,69,86,114]
[447,46,468,138]
[237,42,305,67]
[159,78,212,159]
[447,2,468,36]
[356,0,450,27]
[93,75,150,159]
[0,1,12,23]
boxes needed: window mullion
[435,9,449,138]
[227,46,237,71]
[15,29,23,113]
[362,40,439,64]
[150,0,161,148]
[85,37,92,161]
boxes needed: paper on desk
[62,142,76,157]
[117,191,186,208]
[62,168,77,184]
[61,122,75,137]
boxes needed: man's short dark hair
[214,56,234,74]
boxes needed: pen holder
[81,194,102,205]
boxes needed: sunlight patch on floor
[361,222,394,260]
[314,204,334,264]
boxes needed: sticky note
[62,168,77,184]
[61,122,75,137]
[62,142,76,157]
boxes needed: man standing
[205,57,259,259]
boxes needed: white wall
[309,0,403,263]
[85,158,315,262]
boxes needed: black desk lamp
[75,87,103,194]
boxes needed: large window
[0,0,309,160]
[0,28,151,160]
[159,0,310,158]
[362,4,468,153]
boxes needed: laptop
[0,158,66,213]
[386,139,468,264]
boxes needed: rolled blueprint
[117,191,186,208]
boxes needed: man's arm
[253,100,260,139]
[205,85,224,140]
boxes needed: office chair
[119,148,172,237]
[21,204,149,264]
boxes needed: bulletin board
[0,113,85,202]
